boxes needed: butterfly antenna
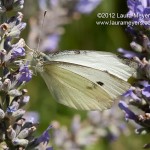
[36,10,47,53]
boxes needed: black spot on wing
[97,81,104,86]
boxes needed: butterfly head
[25,43,45,73]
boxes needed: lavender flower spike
[0,1,54,149]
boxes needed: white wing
[46,50,134,81]
[39,51,134,110]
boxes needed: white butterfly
[30,50,135,111]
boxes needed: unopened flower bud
[19,96,30,107]
[0,49,7,63]
[143,35,150,51]
[7,126,16,140]
[135,128,148,135]
[2,79,11,91]
[0,109,5,119]
[12,138,28,147]
[12,109,25,119]
[8,101,19,113]
[8,89,22,97]
[130,41,142,52]
[13,0,24,11]
[14,118,25,135]
[17,126,36,139]
[22,89,28,95]
[0,131,6,140]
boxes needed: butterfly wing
[40,51,134,110]
[46,50,134,81]
[40,64,112,110]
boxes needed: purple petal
[7,106,17,113]
[76,0,101,14]
[11,47,25,59]
[50,0,59,7]
[139,81,149,87]
[118,101,137,120]
[127,0,135,11]
[141,0,149,7]
[23,112,39,124]
[36,125,52,145]
[143,7,150,15]
[38,0,47,10]
[142,86,150,97]
[126,0,150,26]
[148,0,150,6]
[127,0,143,14]
[123,89,141,101]
[135,4,144,14]
[41,34,60,52]
[123,89,133,97]
[143,8,150,21]
[18,64,32,82]
[118,48,138,58]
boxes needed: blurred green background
[22,0,150,149]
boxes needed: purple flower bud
[7,126,16,140]
[41,34,60,52]
[118,48,139,58]
[71,115,81,135]
[142,86,150,98]
[12,138,28,147]
[118,101,137,120]
[7,101,19,113]
[76,0,101,14]
[6,12,26,38]
[11,47,25,59]
[130,41,142,52]
[23,112,39,124]
[139,81,149,87]
[123,89,141,101]
[35,125,52,146]
[19,96,30,107]
[18,64,32,83]
[127,0,150,27]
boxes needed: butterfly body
[35,50,135,110]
